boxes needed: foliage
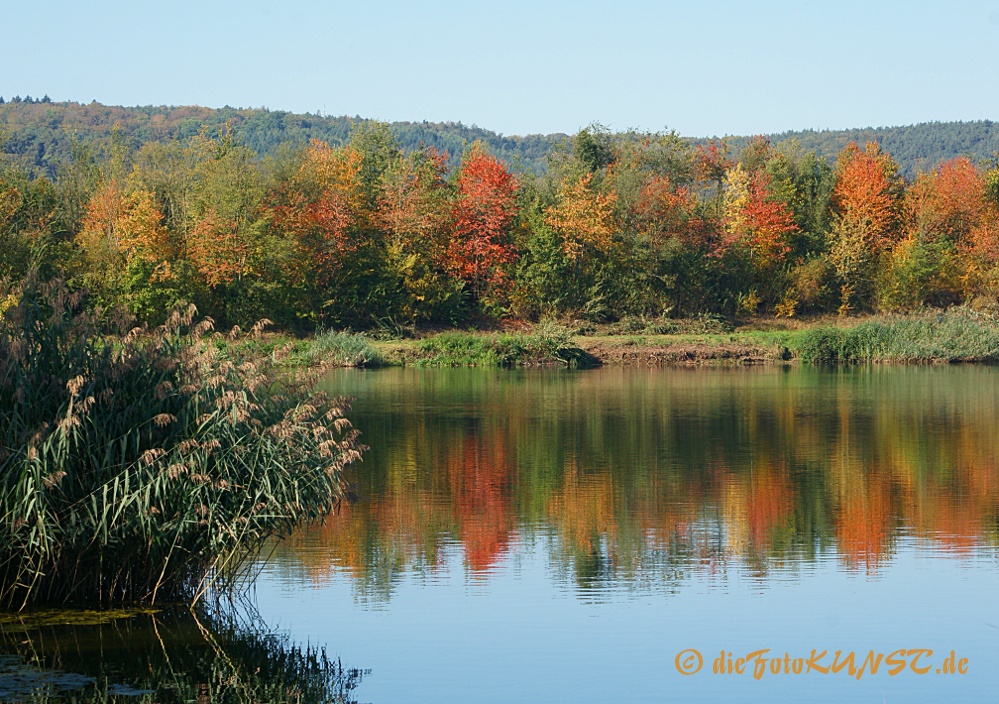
[5,106,999,327]
[0,276,363,607]
[446,146,520,306]
[827,142,903,313]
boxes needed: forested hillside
[0,98,565,177]
[2,98,997,179]
[706,122,999,179]
[4,96,999,333]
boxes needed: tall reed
[794,307,999,363]
[0,275,363,608]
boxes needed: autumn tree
[878,157,988,308]
[633,175,705,250]
[903,157,999,305]
[544,173,617,261]
[446,146,520,306]
[715,164,797,313]
[828,142,903,313]
[906,157,986,244]
[76,181,171,284]
[618,174,721,315]
[962,163,999,301]
[185,129,266,278]
[263,139,389,324]
[376,146,460,321]
[722,165,797,266]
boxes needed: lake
[4,366,999,702]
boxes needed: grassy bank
[0,277,363,608]
[269,322,594,368]
[792,308,999,363]
[353,308,999,367]
[228,308,999,369]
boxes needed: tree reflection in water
[281,367,999,599]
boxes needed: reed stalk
[0,274,364,608]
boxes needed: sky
[4,0,999,138]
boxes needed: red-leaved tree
[447,147,519,300]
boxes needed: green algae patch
[0,607,161,632]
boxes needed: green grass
[288,329,384,367]
[411,322,594,367]
[0,275,363,608]
[791,308,999,364]
[244,310,999,369]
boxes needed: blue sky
[4,0,999,137]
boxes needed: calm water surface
[4,366,998,703]
[255,366,999,703]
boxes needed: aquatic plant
[794,307,999,363]
[292,329,384,367]
[0,275,363,608]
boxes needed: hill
[701,121,999,178]
[0,99,567,177]
[1,97,997,178]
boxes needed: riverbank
[286,308,999,368]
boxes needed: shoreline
[287,308,999,368]
[371,333,795,367]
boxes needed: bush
[0,276,363,607]
[296,330,383,367]
[794,327,855,364]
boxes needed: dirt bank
[576,337,791,366]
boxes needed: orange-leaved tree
[883,157,988,308]
[185,209,250,287]
[828,142,902,313]
[77,180,172,287]
[269,140,368,289]
[632,174,707,250]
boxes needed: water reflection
[282,367,999,600]
[0,608,366,703]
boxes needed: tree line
[3,118,999,330]
[0,100,564,179]
[5,101,999,180]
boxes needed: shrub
[296,329,383,367]
[0,276,363,607]
[794,327,855,364]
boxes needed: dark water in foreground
[4,367,999,702]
